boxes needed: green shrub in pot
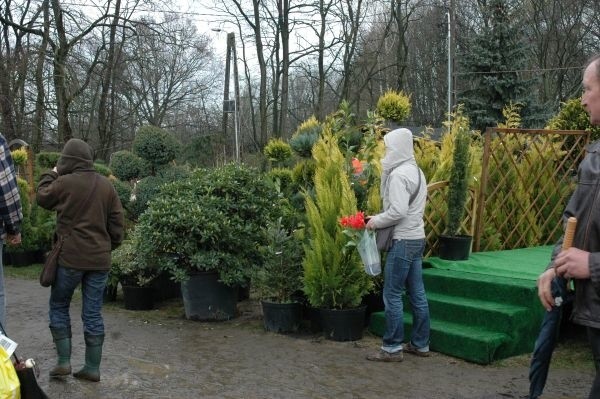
[111,231,159,288]
[136,163,277,286]
[253,215,304,303]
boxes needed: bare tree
[95,0,123,160]
[0,0,40,142]
[122,15,217,128]
[31,0,50,152]
[229,0,269,147]
[526,0,599,111]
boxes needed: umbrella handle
[561,217,577,250]
[557,217,577,297]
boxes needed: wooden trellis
[424,181,477,257]
[424,128,590,255]
[474,128,589,252]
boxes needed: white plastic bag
[357,230,381,276]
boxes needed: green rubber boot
[49,327,71,377]
[73,333,104,382]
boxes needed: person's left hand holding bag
[365,216,376,230]
[6,233,21,246]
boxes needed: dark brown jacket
[549,140,600,329]
[36,139,124,271]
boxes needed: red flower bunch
[340,211,367,253]
[340,211,366,230]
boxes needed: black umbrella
[528,277,571,399]
[529,217,576,399]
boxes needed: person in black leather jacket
[537,53,600,399]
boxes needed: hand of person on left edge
[6,233,21,246]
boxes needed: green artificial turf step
[425,291,533,334]
[368,247,552,364]
[422,267,540,309]
[369,311,512,364]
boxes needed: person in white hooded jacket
[365,127,430,362]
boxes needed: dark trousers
[587,327,600,399]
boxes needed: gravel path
[4,276,593,399]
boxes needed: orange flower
[351,157,363,175]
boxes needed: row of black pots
[3,249,46,267]
[117,270,384,343]
[107,272,183,310]
[118,271,247,314]
[261,301,369,342]
[261,289,386,342]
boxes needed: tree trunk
[96,0,121,161]
[32,0,50,152]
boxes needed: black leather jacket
[550,140,600,328]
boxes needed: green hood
[56,139,95,175]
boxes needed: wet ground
[4,276,594,399]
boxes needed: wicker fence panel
[425,181,477,257]
[473,128,589,252]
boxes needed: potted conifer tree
[303,125,372,341]
[253,215,304,334]
[439,108,473,260]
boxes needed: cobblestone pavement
[4,277,593,399]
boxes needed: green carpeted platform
[368,246,553,364]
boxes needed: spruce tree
[458,0,541,131]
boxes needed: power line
[454,65,585,76]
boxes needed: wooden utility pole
[450,0,457,109]
[222,32,241,162]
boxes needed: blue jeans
[49,265,108,335]
[381,238,430,352]
[0,242,5,328]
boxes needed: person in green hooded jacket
[37,138,124,382]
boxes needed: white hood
[380,128,417,198]
[381,128,416,171]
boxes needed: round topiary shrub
[130,176,170,220]
[289,133,319,159]
[546,98,600,142]
[264,138,293,167]
[266,167,295,196]
[130,165,191,220]
[10,148,27,167]
[109,150,146,181]
[376,90,412,124]
[112,179,133,211]
[94,162,112,177]
[289,117,321,158]
[292,159,315,189]
[132,125,181,173]
[294,116,321,136]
